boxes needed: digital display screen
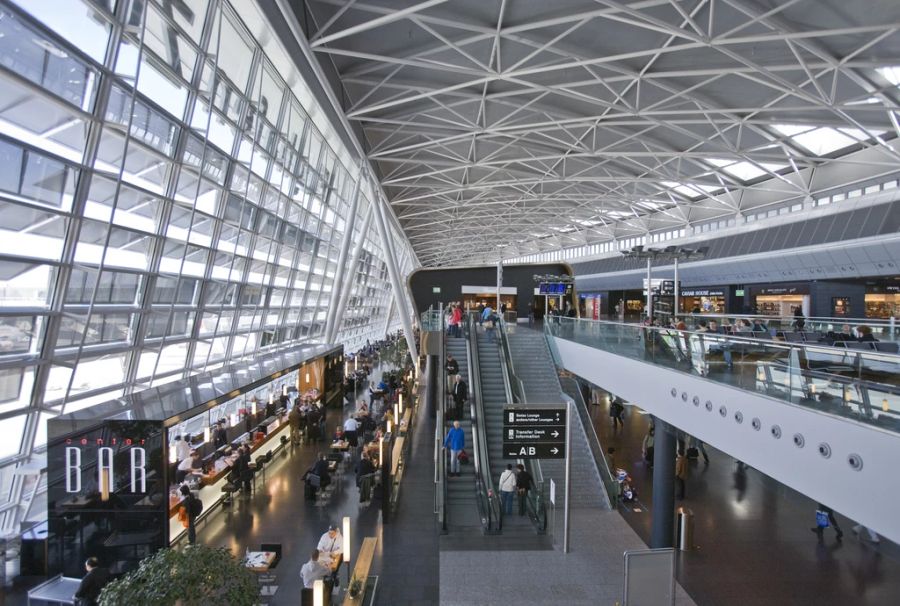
[540,282,571,295]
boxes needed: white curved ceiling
[300,0,900,266]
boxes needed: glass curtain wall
[0,0,413,530]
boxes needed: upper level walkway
[545,317,900,544]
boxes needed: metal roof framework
[300,0,900,266]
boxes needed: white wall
[553,337,900,543]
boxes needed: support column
[496,258,503,312]
[324,169,364,342]
[650,418,676,548]
[326,205,373,344]
[646,258,653,322]
[371,186,419,361]
[673,257,679,323]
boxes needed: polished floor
[589,395,900,606]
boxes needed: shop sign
[681,288,725,297]
[755,284,809,295]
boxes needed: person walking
[498,464,517,515]
[289,404,302,445]
[812,503,843,540]
[515,463,534,516]
[642,425,655,468]
[443,421,465,477]
[609,397,625,429]
[675,450,688,500]
[178,485,201,545]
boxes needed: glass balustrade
[545,317,900,434]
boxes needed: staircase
[506,327,608,509]
[476,331,535,533]
[444,336,480,530]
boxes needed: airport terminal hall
[2,0,900,605]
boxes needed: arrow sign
[504,407,566,427]
[504,426,567,443]
[503,443,566,459]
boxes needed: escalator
[443,334,480,530]
[475,325,546,534]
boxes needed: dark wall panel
[408,264,571,318]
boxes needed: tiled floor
[590,396,900,606]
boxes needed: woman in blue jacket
[443,420,465,476]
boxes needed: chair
[221,482,239,506]
[874,342,899,354]
[259,543,282,569]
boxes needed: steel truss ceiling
[300,0,900,266]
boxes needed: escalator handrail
[464,314,501,533]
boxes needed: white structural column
[646,258,653,322]
[673,257,680,322]
[324,170,364,342]
[372,185,419,361]
[496,258,503,312]
[326,205,374,344]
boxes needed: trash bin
[676,507,694,551]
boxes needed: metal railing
[557,375,616,510]
[496,318,548,533]
[465,314,502,533]
[653,311,899,342]
[432,306,447,532]
[545,317,900,435]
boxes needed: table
[27,574,80,605]
[331,440,350,452]
[244,551,276,573]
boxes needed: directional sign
[504,408,566,427]
[503,406,567,459]
[505,426,567,443]
[503,443,565,459]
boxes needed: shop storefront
[579,292,604,319]
[749,283,810,317]
[679,287,729,314]
[47,344,342,579]
[865,285,900,318]
[460,286,517,312]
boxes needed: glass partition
[546,317,900,434]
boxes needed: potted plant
[98,545,258,606]
[348,575,364,599]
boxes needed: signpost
[502,407,567,459]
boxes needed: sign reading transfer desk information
[503,406,567,459]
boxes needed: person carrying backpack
[179,485,202,545]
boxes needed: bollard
[675,507,694,551]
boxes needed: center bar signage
[503,406,567,458]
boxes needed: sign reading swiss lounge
[503,406,566,459]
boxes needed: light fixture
[203,426,211,444]
[343,515,351,582]
[251,401,257,416]
[282,384,287,396]
[313,579,324,606]
[399,393,404,415]
[379,436,384,468]
[269,393,274,405]
[386,419,392,434]
[100,469,110,502]
[394,402,399,426]
[305,372,311,383]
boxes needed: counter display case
[47,344,341,578]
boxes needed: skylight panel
[707,158,787,181]
[877,66,900,86]
[574,218,604,226]
[772,124,885,156]
[661,181,719,198]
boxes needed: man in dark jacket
[74,557,110,606]
[451,375,468,421]
[515,463,534,516]
[446,355,459,394]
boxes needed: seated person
[301,549,332,589]
[356,452,376,484]
[826,324,854,343]
[311,453,331,488]
[857,325,879,343]
[316,524,344,571]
